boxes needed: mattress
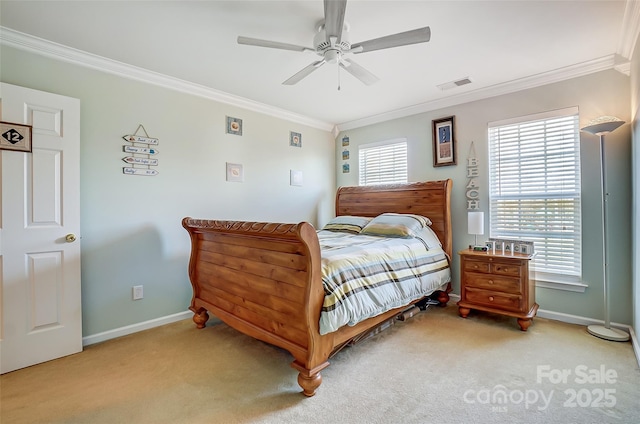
[317,230,451,335]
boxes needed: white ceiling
[1,1,637,132]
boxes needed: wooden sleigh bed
[182,179,453,396]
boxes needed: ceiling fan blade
[339,58,379,86]
[282,60,326,85]
[351,27,431,54]
[324,0,347,44]
[237,36,312,52]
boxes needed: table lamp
[468,211,484,248]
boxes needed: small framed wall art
[226,116,243,136]
[432,116,456,167]
[1,121,32,152]
[226,162,244,182]
[290,131,302,147]
[290,170,303,186]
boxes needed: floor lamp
[581,116,629,342]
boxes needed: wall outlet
[132,285,143,300]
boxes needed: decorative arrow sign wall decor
[122,134,159,145]
[123,167,159,176]
[123,145,159,155]
[122,124,159,176]
[122,156,158,166]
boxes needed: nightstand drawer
[463,260,490,273]
[463,273,522,294]
[491,263,522,277]
[465,287,522,312]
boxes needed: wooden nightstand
[457,249,538,331]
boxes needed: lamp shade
[581,116,625,136]
[468,211,484,235]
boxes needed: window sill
[532,270,587,292]
[534,277,588,293]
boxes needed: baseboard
[82,310,192,347]
[536,308,631,331]
[449,292,632,332]
[449,293,639,368]
[82,300,640,369]
[630,327,640,368]
[537,309,639,368]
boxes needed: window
[358,139,407,186]
[488,107,581,281]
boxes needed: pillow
[414,226,442,249]
[322,216,373,234]
[360,213,432,238]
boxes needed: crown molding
[0,26,334,132]
[614,61,631,76]
[2,23,633,137]
[336,55,620,132]
[618,0,640,60]
[337,0,639,132]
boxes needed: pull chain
[337,64,341,91]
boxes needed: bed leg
[434,290,450,306]
[291,361,330,397]
[298,371,322,397]
[192,308,209,329]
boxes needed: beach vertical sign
[466,141,479,210]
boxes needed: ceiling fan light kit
[237,0,431,88]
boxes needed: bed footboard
[182,218,332,396]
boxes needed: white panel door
[0,83,81,373]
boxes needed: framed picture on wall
[432,116,456,167]
[226,162,244,182]
[290,131,302,147]
[0,121,32,152]
[290,170,303,186]
[226,116,243,136]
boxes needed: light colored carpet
[1,304,639,424]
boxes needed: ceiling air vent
[437,77,472,91]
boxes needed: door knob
[65,234,77,243]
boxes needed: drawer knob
[489,296,494,301]
[488,280,494,285]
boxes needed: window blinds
[488,109,581,277]
[358,139,408,186]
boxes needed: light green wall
[1,46,336,336]
[631,31,640,338]
[2,42,635,332]
[337,70,633,325]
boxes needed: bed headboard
[335,179,453,258]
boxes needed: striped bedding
[317,230,451,335]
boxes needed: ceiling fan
[237,0,431,87]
